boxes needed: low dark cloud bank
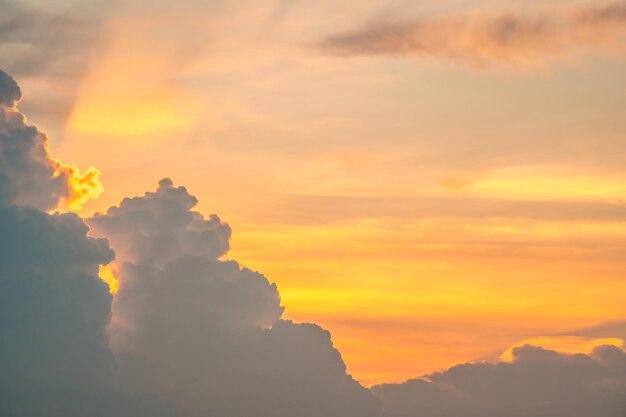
[1,69,626,416]
[319,1,626,68]
[375,345,626,417]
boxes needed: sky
[1,1,626,415]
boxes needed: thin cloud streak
[319,1,626,68]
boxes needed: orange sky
[14,0,626,386]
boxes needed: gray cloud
[0,207,121,417]
[0,0,105,78]
[90,179,379,417]
[0,0,109,137]
[319,2,626,68]
[0,68,126,416]
[572,321,626,343]
[0,69,102,211]
[374,344,626,417]
[1,69,379,416]
[89,178,232,267]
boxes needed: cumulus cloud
[1,69,378,417]
[0,69,102,211]
[0,207,122,417]
[374,344,626,417]
[89,178,232,266]
[89,179,379,417]
[0,69,125,417]
[319,1,626,68]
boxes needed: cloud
[0,68,128,416]
[89,178,379,417]
[0,0,110,138]
[373,344,626,417]
[318,1,626,68]
[2,69,377,417]
[0,0,105,78]
[0,207,122,417]
[0,69,102,211]
[89,178,232,266]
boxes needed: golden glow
[500,336,625,361]
[68,89,198,138]
[444,166,626,201]
[66,39,200,140]
[229,217,626,384]
[55,163,104,212]
[99,264,120,295]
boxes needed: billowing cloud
[0,69,102,211]
[0,206,122,417]
[89,178,231,266]
[374,344,626,417]
[2,69,377,417]
[319,2,626,68]
[0,70,119,415]
[89,179,379,417]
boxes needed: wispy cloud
[0,0,106,78]
[319,2,626,68]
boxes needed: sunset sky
[2,2,626,414]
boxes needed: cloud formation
[0,70,119,416]
[374,344,626,417]
[319,2,626,68]
[89,178,379,417]
[0,206,118,417]
[0,69,102,211]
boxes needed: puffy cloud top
[0,69,21,107]
[89,179,378,417]
[90,178,231,266]
[0,206,113,269]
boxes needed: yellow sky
[19,0,626,385]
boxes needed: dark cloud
[572,321,626,343]
[318,1,626,68]
[374,344,626,417]
[0,68,21,107]
[0,208,119,417]
[0,68,125,416]
[0,69,102,211]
